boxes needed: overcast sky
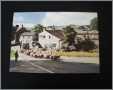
[13,12,97,28]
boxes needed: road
[10,53,99,73]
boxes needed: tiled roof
[46,30,64,40]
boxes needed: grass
[10,50,15,58]
[54,51,99,57]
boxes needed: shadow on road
[10,59,99,73]
[10,60,23,68]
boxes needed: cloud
[41,12,97,26]
[13,12,97,28]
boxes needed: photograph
[10,12,99,73]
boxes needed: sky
[13,12,97,28]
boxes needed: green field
[54,51,99,57]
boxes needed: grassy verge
[10,50,15,58]
[54,51,99,57]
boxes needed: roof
[16,27,29,33]
[45,30,98,39]
[75,30,98,34]
[46,26,65,30]
[46,30,64,40]
[21,32,34,36]
[78,25,90,29]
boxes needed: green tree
[32,24,43,41]
[32,24,43,32]
[62,26,77,50]
[76,38,97,51]
[90,17,98,30]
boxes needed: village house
[76,30,99,47]
[15,25,99,50]
[39,28,64,49]
[76,30,99,39]
[19,31,34,48]
[39,28,99,49]
[11,25,30,45]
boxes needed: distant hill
[13,24,92,31]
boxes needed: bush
[61,43,76,51]
[32,42,42,48]
[42,48,47,51]
[22,43,29,49]
[32,32,38,41]
[76,39,97,51]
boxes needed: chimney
[53,25,55,30]
[15,25,19,30]
[16,25,19,28]
[43,27,46,31]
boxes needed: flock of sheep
[20,49,60,60]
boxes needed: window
[49,35,51,39]
[52,43,56,47]
[40,35,43,37]
[47,43,56,48]
[40,35,45,38]
[43,35,45,38]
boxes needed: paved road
[10,52,99,73]
[10,60,99,73]
[10,61,54,73]
[61,56,99,64]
